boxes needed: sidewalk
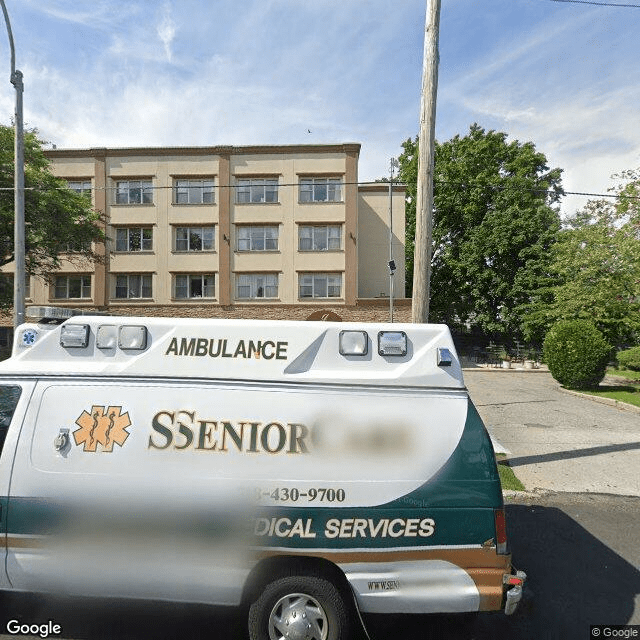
[461,355,549,372]
[464,369,640,496]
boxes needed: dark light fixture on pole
[0,0,25,329]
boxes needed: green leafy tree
[0,125,105,308]
[523,170,640,346]
[399,124,563,338]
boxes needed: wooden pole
[412,0,441,323]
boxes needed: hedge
[543,320,611,390]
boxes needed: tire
[248,574,350,640]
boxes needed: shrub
[543,320,611,390]
[617,346,640,372]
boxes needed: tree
[399,124,563,339]
[523,170,640,346]
[0,125,105,308]
[543,319,611,390]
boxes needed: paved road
[367,492,640,640]
[2,493,638,640]
[465,370,640,496]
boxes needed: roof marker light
[339,330,368,356]
[96,325,118,349]
[119,325,147,350]
[60,324,90,348]
[378,331,407,357]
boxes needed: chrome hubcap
[268,592,328,640]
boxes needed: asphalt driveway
[464,370,640,496]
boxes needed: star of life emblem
[73,405,132,452]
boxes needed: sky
[0,0,639,216]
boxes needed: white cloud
[21,0,141,29]
[437,3,640,216]
[157,1,176,63]
[6,0,640,208]
[455,80,640,215]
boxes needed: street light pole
[0,0,25,329]
[388,157,398,323]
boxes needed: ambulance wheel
[248,574,350,640]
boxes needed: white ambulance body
[0,309,524,640]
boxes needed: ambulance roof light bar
[26,305,109,324]
[26,306,75,322]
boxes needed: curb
[558,386,640,414]
[462,366,549,373]
[502,489,550,499]
[502,488,640,500]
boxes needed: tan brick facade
[2,143,406,329]
[81,299,411,323]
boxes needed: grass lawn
[607,367,640,380]
[606,367,640,382]
[582,384,640,409]
[496,454,525,491]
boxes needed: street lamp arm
[0,0,16,78]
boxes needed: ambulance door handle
[54,428,70,453]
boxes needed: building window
[174,274,215,299]
[1,274,31,299]
[115,227,153,252]
[0,327,11,348]
[0,275,10,300]
[236,178,279,204]
[299,273,342,299]
[298,225,341,251]
[175,227,215,252]
[67,180,92,198]
[299,177,342,203]
[54,275,92,300]
[115,180,153,205]
[174,179,215,204]
[236,274,278,299]
[114,274,152,299]
[236,226,279,252]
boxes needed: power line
[551,0,640,7]
[0,180,638,201]
[434,179,640,201]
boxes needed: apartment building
[3,143,407,332]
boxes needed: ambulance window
[0,385,21,457]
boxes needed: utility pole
[0,0,25,329]
[388,157,398,323]
[412,0,441,323]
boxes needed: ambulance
[0,307,525,640]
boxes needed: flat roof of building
[44,143,362,158]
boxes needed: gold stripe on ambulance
[6,535,46,549]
